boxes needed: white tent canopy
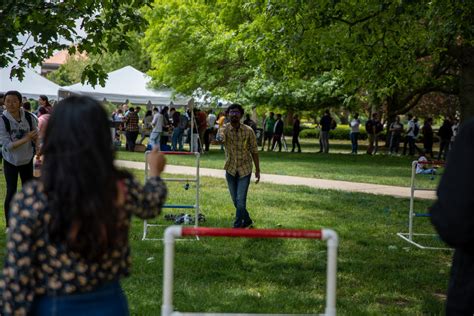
[1,67,61,100]
[59,66,190,106]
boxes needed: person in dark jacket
[438,119,453,160]
[291,114,301,153]
[319,110,332,153]
[271,114,284,152]
[431,118,474,315]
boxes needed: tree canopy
[144,0,474,120]
[0,0,151,86]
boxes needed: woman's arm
[123,150,167,219]
[0,183,40,315]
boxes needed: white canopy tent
[59,66,190,106]
[1,67,61,100]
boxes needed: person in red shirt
[195,108,207,152]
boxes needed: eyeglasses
[229,110,241,115]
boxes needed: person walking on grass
[0,96,168,315]
[291,114,301,153]
[262,112,275,151]
[431,118,474,315]
[349,113,361,154]
[216,103,260,228]
[271,113,284,152]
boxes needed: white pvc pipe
[195,152,200,229]
[322,229,338,316]
[162,226,183,316]
[408,160,417,241]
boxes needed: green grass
[123,170,449,315]
[116,139,443,189]
[0,169,450,314]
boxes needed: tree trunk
[285,110,294,129]
[459,46,474,122]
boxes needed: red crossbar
[181,227,323,239]
[160,151,197,156]
[417,160,445,165]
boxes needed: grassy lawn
[0,168,450,314]
[117,138,444,188]
[125,170,451,315]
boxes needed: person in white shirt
[403,114,421,156]
[389,116,404,154]
[204,110,217,151]
[149,107,163,148]
[349,113,360,154]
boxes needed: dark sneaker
[241,220,254,229]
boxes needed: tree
[144,0,474,121]
[0,0,151,86]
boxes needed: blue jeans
[171,128,184,151]
[149,131,161,148]
[31,281,129,316]
[350,132,359,153]
[225,172,252,227]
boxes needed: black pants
[125,131,139,152]
[292,134,301,152]
[3,159,33,227]
[272,134,282,151]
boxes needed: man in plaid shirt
[124,107,139,152]
[216,103,260,228]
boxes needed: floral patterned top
[0,176,167,315]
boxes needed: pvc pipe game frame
[142,150,201,241]
[161,226,339,316]
[396,160,451,250]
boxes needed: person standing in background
[150,107,163,149]
[262,112,275,151]
[124,107,139,152]
[0,91,38,232]
[438,119,453,160]
[349,113,360,154]
[319,110,332,154]
[389,116,404,155]
[38,95,53,114]
[291,114,301,153]
[204,110,217,152]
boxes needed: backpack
[365,120,374,133]
[2,112,34,134]
[178,114,189,129]
[413,123,420,137]
[330,119,337,130]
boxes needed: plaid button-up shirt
[125,112,139,132]
[222,122,258,177]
